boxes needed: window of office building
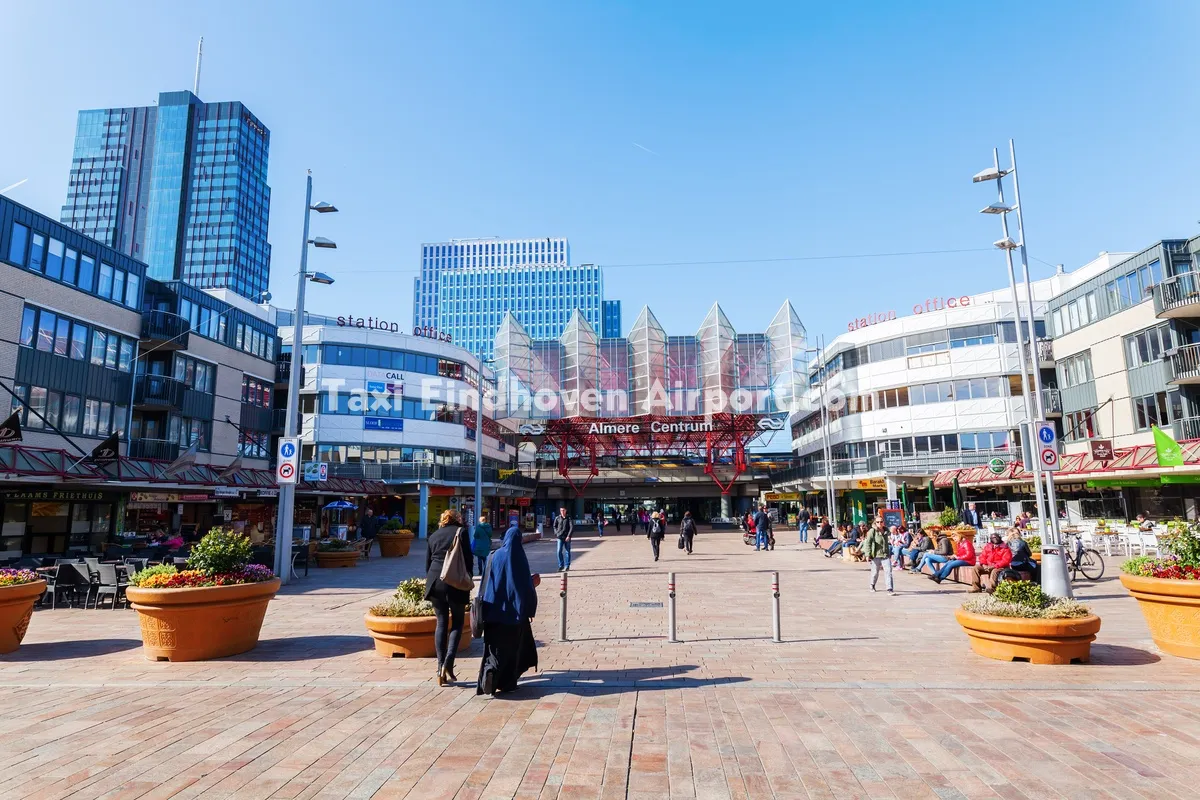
[1057,352,1093,389]
[1125,324,1173,368]
[173,355,216,393]
[18,305,131,372]
[904,329,949,356]
[10,383,124,439]
[1064,409,1096,442]
[1132,390,1185,431]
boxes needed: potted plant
[0,568,45,654]
[938,508,961,528]
[1025,534,1042,563]
[376,521,415,558]
[315,537,361,568]
[363,578,472,657]
[955,580,1100,664]
[125,527,279,662]
[1120,522,1200,659]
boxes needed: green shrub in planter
[187,527,252,574]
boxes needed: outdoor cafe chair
[172,557,189,567]
[45,564,87,609]
[92,564,127,610]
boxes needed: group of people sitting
[820,520,1040,593]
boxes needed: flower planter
[363,609,473,658]
[376,532,414,558]
[1031,552,1042,563]
[1120,573,1200,659]
[0,580,46,654]
[316,550,360,568]
[126,579,280,662]
[954,607,1101,665]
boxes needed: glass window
[83,399,99,436]
[90,330,107,366]
[11,384,27,423]
[45,238,64,280]
[97,402,112,436]
[8,223,28,265]
[118,339,133,373]
[98,263,113,299]
[70,323,88,360]
[62,395,80,434]
[27,387,46,429]
[125,273,140,308]
[19,307,35,347]
[28,233,45,272]
[45,392,61,429]
[105,335,119,369]
[62,248,78,285]
[53,317,70,356]
[36,310,56,352]
[111,269,125,304]
[77,254,95,291]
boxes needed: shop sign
[854,479,886,491]
[518,497,531,507]
[413,325,453,343]
[499,469,516,481]
[129,492,211,503]
[364,416,404,431]
[987,457,1007,475]
[1090,439,1114,462]
[213,487,241,498]
[257,489,279,498]
[337,315,404,333]
[0,489,108,502]
[764,491,801,501]
[366,367,406,384]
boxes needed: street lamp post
[974,146,1071,598]
[273,172,337,584]
[806,336,836,523]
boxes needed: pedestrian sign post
[1035,421,1059,472]
[277,438,300,484]
[987,456,1007,476]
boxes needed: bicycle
[1064,533,1105,581]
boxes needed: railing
[272,408,295,432]
[1170,342,1200,383]
[323,463,537,486]
[1178,416,1200,441]
[133,374,185,408]
[126,438,181,461]
[1152,270,1200,316]
[275,357,303,385]
[1023,337,1054,364]
[1041,387,1063,414]
[140,310,190,347]
[770,449,1013,485]
[239,403,274,434]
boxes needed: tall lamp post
[973,144,1071,598]
[274,172,338,584]
[805,335,836,524]
[472,357,494,532]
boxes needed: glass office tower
[61,91,272,303]
[602,299,622,338]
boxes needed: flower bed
[125,528,279,662]
[0,569,45,654]
[1120,522,1200,658]
[364,578,471,657]
[956,581,1099,664]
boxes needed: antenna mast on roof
[193,37,204,96]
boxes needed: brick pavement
[1,527,1199,798]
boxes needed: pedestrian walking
[614,512,622,533]
[360,507,381,556]
[863,521,894,594]
[424,510,474,685]
[471,514,493,575]
[477,523,539,696]
[797,506,810,544]
[553,507,573,572]
[680,510,697,554]
[648,511,666,561]
[597,511,605,537]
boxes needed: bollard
[559,570,568,642]
[668,572,678,643]
[771,571,781,643]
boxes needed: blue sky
[3,1,1198,343]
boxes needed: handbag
[677,534,686,550]
[470,551,494,638]
[440,527,474,591]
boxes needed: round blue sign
[280,442,296,458]
[1038,426,1055,444]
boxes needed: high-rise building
[413,237,570,332]
[61,91,272,303]
[602,299,622,338]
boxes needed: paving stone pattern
[1,528,1198,798]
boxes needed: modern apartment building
[61,90,272,303]
[602,299,622,338]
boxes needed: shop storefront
[0,488,118,558]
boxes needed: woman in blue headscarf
[476,524,539,695]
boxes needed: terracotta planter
[364,609,473,658]
[1031,552,1042,563]
[376,532,414,558]
[316,549,360,568]
[954,608,1101,665]
[1120,573,1200,659]
[0,580,46,654]
[126,578,280,662]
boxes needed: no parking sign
[277,438,300,484]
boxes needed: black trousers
[430,597,465,670]
[683,533,694,554]
[650,536,662,560]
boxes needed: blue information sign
[364,417,404,431]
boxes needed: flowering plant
[0,568,41,588]
[131,563,275,589]
[1122,523,1200,579]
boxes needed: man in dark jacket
[797,507,811,544]
[360,508,381,555]
[753,507,771,551]
[553,507,573,572]
[648,511,666,561]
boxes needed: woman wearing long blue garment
[477,524,539,696]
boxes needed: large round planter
[1120,573,1200,659]
[364,609,473,658]
[1031,552,1043,563]
[0,580,46,655]
[376,532,414,558]
[316,550,360,568]
[954,608,1101,665]
[126,578,280,662]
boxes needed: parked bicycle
[1065,533,1105,581]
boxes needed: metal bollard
[559,571,568,642]
[771,571,781,643]
[668,572,678,643]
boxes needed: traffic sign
[303,462,329,482]
[277,437,300,484]
[1035,420,1059,471]
[987,456,1007,476]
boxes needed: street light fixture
[980,203,1013,215]
[972,166,1011,183]
[274,172,338,584]
[993,237,1019,250]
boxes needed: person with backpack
[648,511,666,561]
[797,507,811,544]
[863,521,894,594]
[679,511,697,555]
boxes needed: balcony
[140,310,190,351]
[769,449,1014,485]
[127,438,181,461]
[239,403,274,434]
[1023,337,1054,367]
[1169,342,1200,385]
[1153,271,1200,319]
[322,462,535,486]
[133,374,185,409]
[275,356,303,386]
[1177,416,1200,441]
[1042,387,1063,416]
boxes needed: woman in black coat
[425,509,473,686]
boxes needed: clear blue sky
[3,1,1198,343]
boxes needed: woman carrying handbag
[425,509,474,686]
